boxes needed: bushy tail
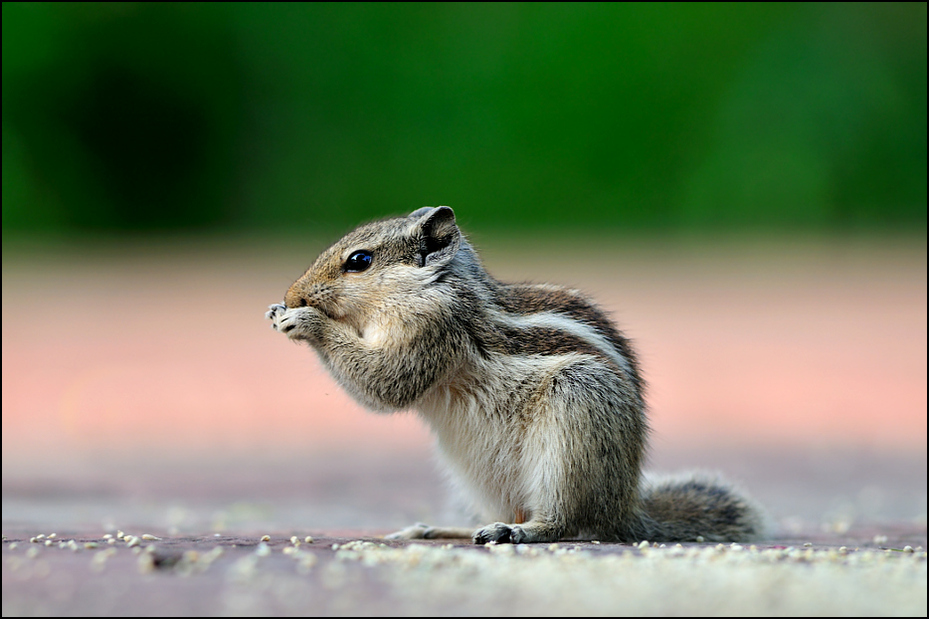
[637,472,768,543]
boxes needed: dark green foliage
[3,3,925,234]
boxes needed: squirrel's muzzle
[284,284,310,309]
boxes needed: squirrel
[266,206,766,544]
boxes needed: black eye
[344,250,373,273]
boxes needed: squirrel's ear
[412,206,460,266]
[408,206,435,218]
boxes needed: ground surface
[3,234,926,615]
[3,528,927,616]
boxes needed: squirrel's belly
[432,429,530,522]
[415,354,577,522]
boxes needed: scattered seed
[141,534,161,541]
[203,547,223,563]
[90,552,110,573]
[296,553,317,574]
[138,553,156,574]
[260,535,271,542]
[304,536,314,544]
[903,546,914,553]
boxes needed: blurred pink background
[3,235,925,472]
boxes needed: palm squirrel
[266,206,766,544]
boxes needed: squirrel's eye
[344,250,373,273]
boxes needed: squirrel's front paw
[266,302,293,333]
[266,303,286,327]
[267,303,325,341]
[266,302,300,335]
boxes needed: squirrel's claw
[265,302,286,321]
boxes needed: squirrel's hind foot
[472,520,563,544]
[385,523,474,540]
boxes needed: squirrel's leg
[471,395,570,544]
[384,524,474,540]
[472,358,643,545]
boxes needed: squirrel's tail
[636,472,768,543]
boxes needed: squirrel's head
[284,206,464,327]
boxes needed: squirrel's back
[269,206,766,543]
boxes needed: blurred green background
[2,2,926,235]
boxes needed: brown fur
[267,206,766,543]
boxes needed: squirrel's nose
[284,284,308,309]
